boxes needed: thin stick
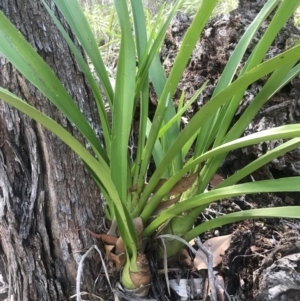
[160,237,171,296]
[215,278,232,301]
[76,245,111,301]
[195,237,217,301]
[159,234,229,301]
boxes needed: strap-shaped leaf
[110,0,136,204]
[213,0,300,149]
[52,0,114,107]
[41,0,111,154]
[130,0,149,190]
[200,54,300,194]
[0,11,107,162]
[139,123,300,220]
[158,82,208,138]
[215,138,300,188]
[143,177,300,237]
[198,58,300,194]
[184,206,300,241]
[196,0,281,156]
[0,87,137,256]
[135,0,184,188]
[136,44,300,218]
[136,0,219,215]
[0,87,112,196]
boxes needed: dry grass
[79,0,238,74]
[78,0,299,75]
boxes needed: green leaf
[41,0,111,154]
[136,44,300,217]
[0,87,113,196]
[135,0,185,188]
[158,82,207,138]
[0,87,138,260]
[200,56,300,194]
[140,124,300,221]
[130,0,149,189]
[115,204,138,268]
[215,0,281,94]
[194,0,281,156]
[135,0,219,215]
[110,0,136,205]
[0,11,107,162]
[184,206,300,241]
[143,177,300,237]
[216,0,300,145]
[195,0,300,190]
[271,62,300,97]
[130,0,147,62]
[183,124,300,181]
[136,0,182,99]
[198,58,299,194]
[215,138,300,188]
[52,0,114,107]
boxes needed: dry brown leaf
[115,236,126,255]
[85,229,118,245]
[115,217,144,255]
[129,183,138,192]
[129,180,167,193]
[129,173,198,196]
[194,234,232,270]
[153,196,180,215]
[104,244,115,257]
[108,252,126,271]
[133,217,145,252]
[169,173,198,195]
[210,174,224,187]
[153,178,168,193]
[129,179,171,194]
[129,179,168,194]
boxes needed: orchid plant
[1,0,300,298]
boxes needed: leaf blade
[0,11,107,161]
[143,177,300,237]
[184,207,300,241]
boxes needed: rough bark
[0,1,104,300]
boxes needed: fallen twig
[76,245,111,301]
[196,237,217,301]
[160,237,171,296]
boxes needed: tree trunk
[0,1,104,300]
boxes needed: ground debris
[254,255,300,301]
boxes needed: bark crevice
[0,1,104,300]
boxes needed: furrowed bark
[0,1,104,300]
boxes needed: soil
[146,0,300,300]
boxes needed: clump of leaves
[1,0,300,299]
